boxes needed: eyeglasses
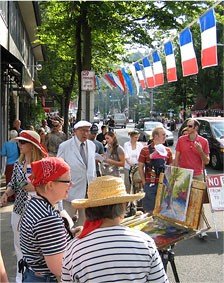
[19,140,29,145]
[52,180,73,185]
[187,125,194,128]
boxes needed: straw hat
[72,175,145,208]
[13,130,48,156]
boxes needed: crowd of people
[0,115,210,282]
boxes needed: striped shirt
[61,226,169,283]
[20,197,72,280]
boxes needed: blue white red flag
[164,41,177,82]
[100,76,113,90]
[117,69,126,94]
[105,74,117,88]
[179,28,198,76]
[129,64,140,96]
[95,75,100,94]
[142,57,154,88]
[134,62,146,89]
[199,9,217,68]
[111,73,124,92]
[122,67,133,96]
[152,51,164,86]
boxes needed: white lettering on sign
[206,174,224,211]
[81,71,95,91]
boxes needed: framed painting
[154,166,194,223]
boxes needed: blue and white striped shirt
[20,197,72,280]
[61,226,169,283]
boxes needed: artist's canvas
[154,166,193,222]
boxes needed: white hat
[154,144,167,157]
[74,120,92,129]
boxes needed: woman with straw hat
[61,176,168,283]
[0,130,48,283]
[20,157,74,282]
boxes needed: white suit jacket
[57,137,96,201]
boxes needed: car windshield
[211,121,224,138]
[144,122,163,131]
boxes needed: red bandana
[78,219,103,239]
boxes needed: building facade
[0,1,45,173]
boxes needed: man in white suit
[57,120,96,226]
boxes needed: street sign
[206,174,224,211]
[81,71,95,91]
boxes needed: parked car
[135,121,174,146]
[113,113,128,128]
[178,117,224,169]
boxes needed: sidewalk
[1,174,16,282]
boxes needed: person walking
[101,131,125,177]
[61,175,168,283]
[12,119,23,134]
[88,124,104,177]
[174,118,210,238]
[123,130,143,194]
[45,117,67,156]
[96,125,107,151]
[0,130,48,283]
[1,130,20,201]
[19,157,73,282]
[57,121,96,226]
[138,126,173,215]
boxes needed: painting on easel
[154,166,194,222]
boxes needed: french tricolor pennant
[199,9,217,68]
[134,62,146,89]
[111,73,124,92]
[129,64,140,96]
[152,51,164,86]
[179,28,198,76]
[104,74,117,88]
[100,76,113,90]
[121,67,133,95]
[117,69,126,94]
[142,57,154,88]
[164,41,177,82]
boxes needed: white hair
[9,130,18,139]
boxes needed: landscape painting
[154,166,194,222]
[131,216,195,249]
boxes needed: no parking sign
[206,174,224,211]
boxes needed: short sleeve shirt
[175,134,210,176]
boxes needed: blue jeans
[23,268,57,282]
[142,182,158,211]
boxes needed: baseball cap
[90,124,98,134]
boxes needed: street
[1,123,223,283]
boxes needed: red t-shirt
[138,143,173,183]
[175,134,210,176]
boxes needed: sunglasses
[52,125,59,128]
[52,180,73,185]
[187,125,194,128]
[19,140,29,145]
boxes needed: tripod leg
[169,254,180,283]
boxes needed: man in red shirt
[138,126,173,214]
[174,118,210,238]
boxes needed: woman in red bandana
[19,157,74,282]
[0,130,48,283]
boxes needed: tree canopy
[36,1,223,132]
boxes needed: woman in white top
[124,130,143,193]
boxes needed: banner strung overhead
[96,6,219,94]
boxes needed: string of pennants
[95,7,219,96]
